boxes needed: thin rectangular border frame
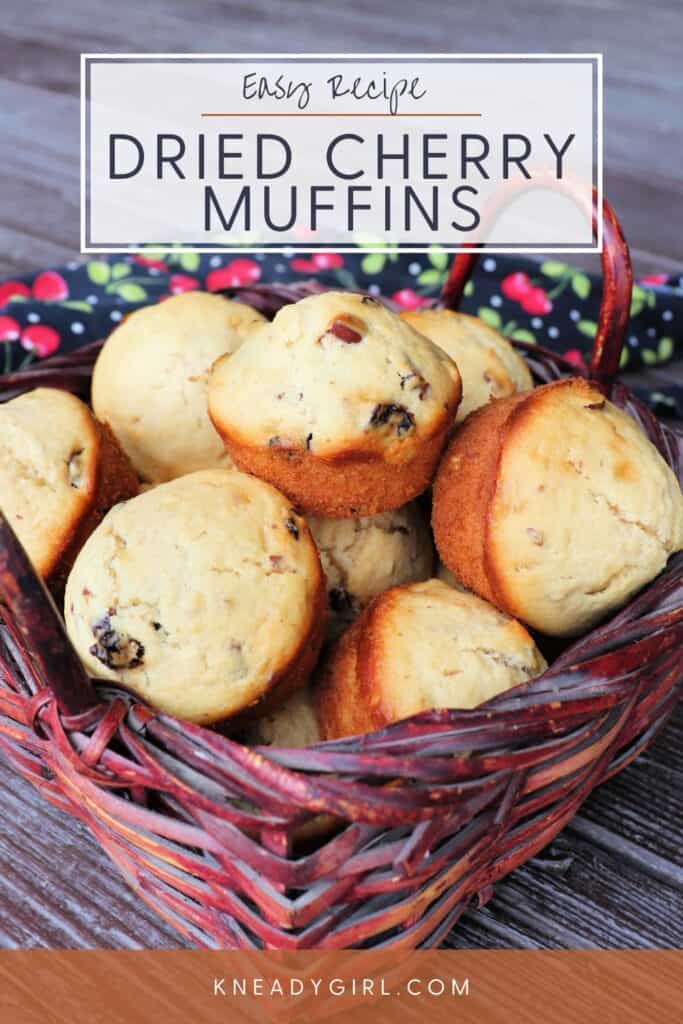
[80,53,603,255]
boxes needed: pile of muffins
[2,287,682,747]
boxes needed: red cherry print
[133,255,168,272]
[311,252,344,270]
[501,272,532,301]
[520,287,552,316]
[206,259,261,291]
[20,324,61,357]
[563,349,587,370]
[0,281,31,305]
[31,270,69,302]
[290,258,317,273]
[168,274,199,294]
[0,315,21,341]
[392,288,429,311]
[640,273,668,286]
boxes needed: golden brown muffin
[401,308,532,421]
[432,377,683,637]
[0,387,138,595]
[65,469,326,725]
[307,502,434,641]
[316,579,546,739]
[92,292,265,484]
[208,292,462,517]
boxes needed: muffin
[433,377,683,637]
[64,469,326,725]
[208,292,462,517]
[0,387,138,595]
[92,291,266,484]
[401,309,532,421]
[241,687,321,747]
[308,502,434,640]
[316,579,546,739]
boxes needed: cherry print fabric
[0,250,681,415]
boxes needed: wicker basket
[0,197,681,950]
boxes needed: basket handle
[0,512,99,716]
[441,187,633,395]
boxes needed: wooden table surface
[0,0,681,950]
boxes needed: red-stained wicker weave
[0,196,681,950]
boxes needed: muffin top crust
[208,291,462,462]
[92,291,265,483]
[358,579,547,723]
[401,308,532,421]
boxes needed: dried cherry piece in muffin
[89,611,145,670]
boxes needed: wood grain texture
[0,0,681,950]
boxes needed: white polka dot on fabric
[629,335,639,346]
[482,258,496,272]
[647,327,656,337]
[71,322,85,335]
[662,310,673,321]
[110,310,123,322]
[27,312,40,323]
[408,262,421,276]
[548,326,559,339]
[275,263,286,273]
[148,267,160,276]
[87,295,98,304]
[67,261,79,270]
[569,309,581,322]
[210,256,222,267]
[531,317,543,328]
[368,284,381,295]
[490,295,502,308]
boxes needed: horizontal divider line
[200,112,483,117]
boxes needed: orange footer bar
[0,949,680,1023]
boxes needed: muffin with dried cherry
[401,308,532,422]
[65,469,326,725]
[308,501,434,641]
[208,291,462,516]
[432,377,683,637]
[0,387,138,596]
